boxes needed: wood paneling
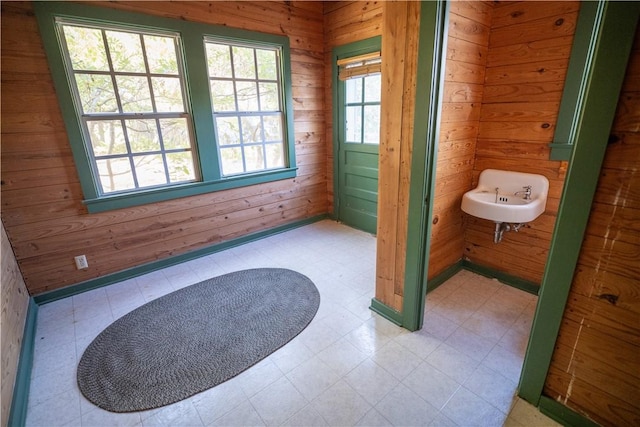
[323,1,382,213]
[374,1,420,311]
[464,1,578,285]
[543,30,640,426]
[428,1,492,280]
[1,222,30,427]
[1,1,327,295]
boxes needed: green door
[334,38,382,234]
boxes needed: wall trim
[426,260,463,294]
[8,299,38,427]
[369,298,403,326]
[538,396,600,427]
[34,215,328,305]
[462,260,539,295]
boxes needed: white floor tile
[25,220,550,427]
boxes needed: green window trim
[34,2,296,213]
[549,1,604,161]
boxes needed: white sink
[461,169,549,223]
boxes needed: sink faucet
[514,185,532,200]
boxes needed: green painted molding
[331,36,382,220]
[369,298,403,326]
[549,1,603,161]
[518,0,639,406]
[538,396,600,427]
[426,260,463,294]
[462,260,539,296]
[8,299,38,427]
[34,214,327,304]
[402,0,449,332]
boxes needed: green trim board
[538,396,600,427]
[34,1,297,213]
[549,1,603,161]
[369,298,403,326]
[401,0,450,332]
[34,214,327,305]
[518,0,639,407]
[462,260,539,296]
[426,260,463,294]
[7,299,38,427]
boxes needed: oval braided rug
[77,268,320,412]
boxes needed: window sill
[83,168,297,213]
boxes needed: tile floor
[25,219,560,426]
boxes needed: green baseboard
[426,260,463,294]
[369,298,403,326]
[34,215,328,305]
[462,260,540,295]
[8,299,38,427]
[538,395,600,427]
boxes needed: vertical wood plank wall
[375,1,420,312]
[1,1,327,295]
[0,222,30,427]
[543,27,640,427]
[428,1,492,279]
[463,1,579,284]
[323,1,383,213]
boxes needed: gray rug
[77,268,320,412]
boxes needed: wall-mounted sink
[461,169,549,224]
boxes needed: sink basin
[461,169,549,223]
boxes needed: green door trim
[401,0,450,331]
[518,0,639,407]
[331,36,382,225]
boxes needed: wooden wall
[323,1,382,214]
[462,1,579,285]
[544,27,640,427]
[375,1,421,312]
[1,1,327,295]
[428,1,492,280]
[1,222,30,427]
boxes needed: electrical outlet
[74,255,88,270]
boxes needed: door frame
[331,36,382,226]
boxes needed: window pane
[236,81,259,111]
[244,145,265,172]
[220,147,243,175]
[263,115,282,141]
[159,118,190,149]
[206,43,232,78]
[106,30,145,73]
[346,106,362,143]
[144,35,178,75]
[364,74,381,102]
[116,75,153,112]
[126,119,160,153]
[363,105,380,144]
[166,152,196,182]
[215,117,240,146]
[75,74,118,113]
[256,49,277,80]
[346,78,363,103]
[210,80,236,112]
[97,158,135,193]
[265,142,284,168]
[151,77,184,112]
[232,46,255,79]
[241,116,262,143]
[87,120,127,155]
[63,26,109,71]
[259,82,279,111]
[134,154,167,187]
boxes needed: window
[35,2,296,212]
[344,75,382,145]
[205,41,286,175]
